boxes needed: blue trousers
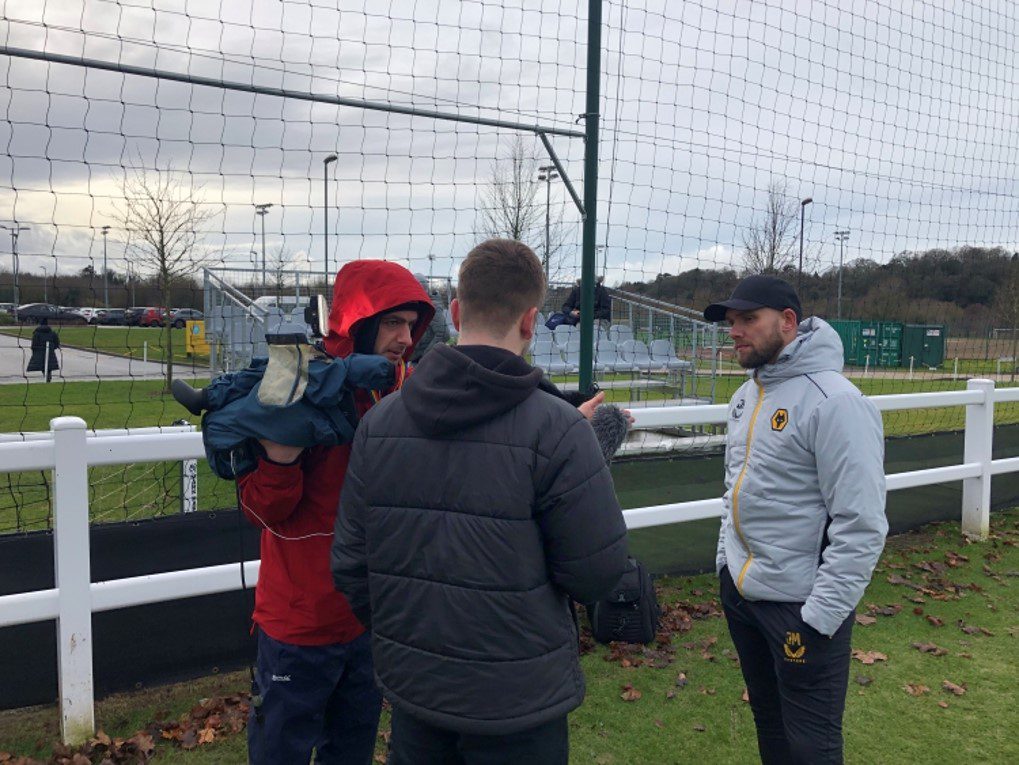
[248,630,383,765]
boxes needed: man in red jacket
[239,260,433,765]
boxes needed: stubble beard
[738,327,786,369]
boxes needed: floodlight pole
[100,225,110,308]
[1,223,29,305]
[835,229,850,320]
[255,204,272,289]
[798,197,812,294]
[537,164,559,283]
[323,154,337,288]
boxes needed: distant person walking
[27,318,60,383]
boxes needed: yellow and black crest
[771,408,789,432]
[783,631,806,661]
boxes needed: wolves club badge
[771,408,789,432]
[732,398,746,420]
[783,631,806,663]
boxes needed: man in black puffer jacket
[332,239,629,764]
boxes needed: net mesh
[0,0,1017,531]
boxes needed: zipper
[732,378,765,593]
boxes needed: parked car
[0,302,15,315]
[123,307,147,326]
[75,307,104,324]
[14,303,87,325]
[124,307,167,327]
[169,308,204,329]
[95,309,127,326]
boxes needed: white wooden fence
[0,378,1015,744]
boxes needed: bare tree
[741,181,801,275]
[268,245,295,297]
[478,135,572,281]
[116,164,214,390]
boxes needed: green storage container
[902,324,947,369]
[859,321,880,366]
[829,319,863,366]
[877,321,903,367]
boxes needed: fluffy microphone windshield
[590,403,630,463]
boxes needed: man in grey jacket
[704,275,887,765]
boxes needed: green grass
[0,379,235,533]
[2,509,1017,763]
[0,326,210,367]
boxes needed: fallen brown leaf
[904,683,930,696]
[942,680,967,696]
[911,642,949,657]
[741,688,750,703]
[854,675,873,686]
[855,614,877,627]
[851,649,888,665]
[693,723,706,732]
[926,615,944,627]
[938,701,950,709]
[620,684,642,702]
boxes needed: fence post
[51,416,95,744]
[962,378,994,540]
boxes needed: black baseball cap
[703,275,802,323]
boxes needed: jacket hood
[323,260,435,359]
[756,316,844,384]
[400,344,544,436]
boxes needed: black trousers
[720,566,853,765]
[387,707,568,765]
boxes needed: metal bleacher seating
[552,324,576,347]
[532,339,574,375]
[563,336,605,373]
[619,339,654,371]
[649,339,692,372]
[595,339,633,373]
[609,324,634,346]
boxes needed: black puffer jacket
[332,343,629,735]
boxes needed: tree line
[618,245,1019,338]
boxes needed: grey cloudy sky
[0,0,1015,297]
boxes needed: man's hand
[577,391,605,420]
[258,439,304,465]
[570,309,580,318]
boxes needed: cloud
[0,0,1015,295]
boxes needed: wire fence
[1,0,1018,532]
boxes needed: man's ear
[519,306,539,341]
[450,299,462,332]
[781,308,799,333]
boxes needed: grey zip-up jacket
[717,317,888,636]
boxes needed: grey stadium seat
[649,339,691,371]
[532,339,574,375]
[619,339,654,371]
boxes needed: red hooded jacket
[238,261,433,645]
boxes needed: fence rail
[0,379,1013,744]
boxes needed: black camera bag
[585,557,660,645]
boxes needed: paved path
[0,333,188,384]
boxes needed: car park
[169,308,203,328]
[14,303,87,325]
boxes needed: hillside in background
[618,246,1016,336]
